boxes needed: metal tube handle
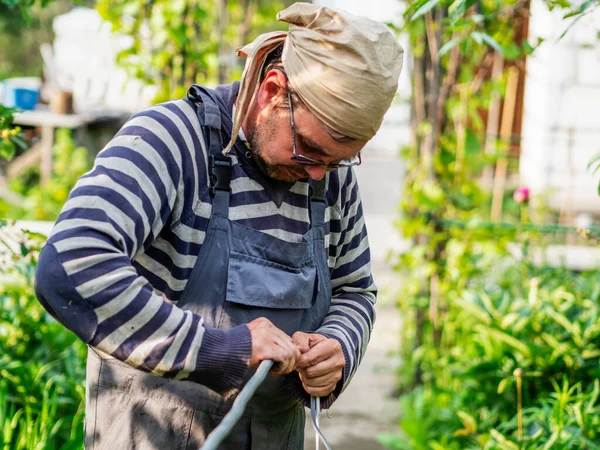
[201,360,274,450]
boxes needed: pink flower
[514,187,530,204]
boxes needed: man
[34,2,403,448]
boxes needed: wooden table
[10,107,130,184]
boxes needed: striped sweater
[34,82,377,406]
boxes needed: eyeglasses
[287,90,361,168]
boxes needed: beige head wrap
[224,2,404,153]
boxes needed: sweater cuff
[191,324,252,398]
[284,372,343,410]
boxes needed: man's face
[247,98,367,182]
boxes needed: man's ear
[256,69,288,111]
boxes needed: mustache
[288,167,310,178]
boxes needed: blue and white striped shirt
[34,82,376,406]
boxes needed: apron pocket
[226,251,315,310]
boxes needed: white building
[326,0,600,219]
[521,0,600,215]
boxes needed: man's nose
[303,165,327,180]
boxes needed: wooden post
[482,52,504,185]
[491,67,519,222]
[7,142,41,178]
[40,126,54,185]
[454,86,468,185]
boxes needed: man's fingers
[296,339,338,369]
[247,317,300,374]
[292,331,311,353]
[300,381,337,397]
[298,368,341,387]
[274,340,301,375]
[308,334,326,348]
[298,356,344,379]
[269,334,300,375]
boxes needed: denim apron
[84,86,332,450]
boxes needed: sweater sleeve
[315,167,377,409]
[34,102,251,397]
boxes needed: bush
[0,128,90,221]
[0,222,86,449]
[383,257,600,450]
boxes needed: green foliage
[96,0,292,103]
[404,0,534,61]
[0,222,86,449]
[491,378,600,449]
[0,1,69,78]
[0,128,90,220]
[0,106,27,160]
[0,0,55,22]
[1,0,56,9]
[393,0,600,447]
[386,259,600,449]
[559,0,600,38]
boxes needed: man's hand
[292,332,345,397]
[247,317,301,376]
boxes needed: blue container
[2,78,41,110]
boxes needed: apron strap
[186,85,232,217]
[309,178,326,227]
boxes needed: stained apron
[84,85,332,450]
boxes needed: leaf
[502,43,521,61]
[563,0,596,18]
[11,135,27,151]
[472,32,504,54]
[500,312,520,329]
[478,326,533,359]
[587,153,600,170]
[582,349,600,359]
[0,140,16,161]
[439,37,463,56]
[560,13,586,39]
[521,40,536,55]
[410,0,440,22]
[587,379,600,412]
[542,431,559,450]
[457,411,477,433]
[497,377,513,394]
[490,429,520,450]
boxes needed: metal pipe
[201,360,274,450]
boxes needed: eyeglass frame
[287,89,361,168]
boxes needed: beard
[247,114,309,182]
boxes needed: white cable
[311,396,332,450]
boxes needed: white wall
[521,0,600,213]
